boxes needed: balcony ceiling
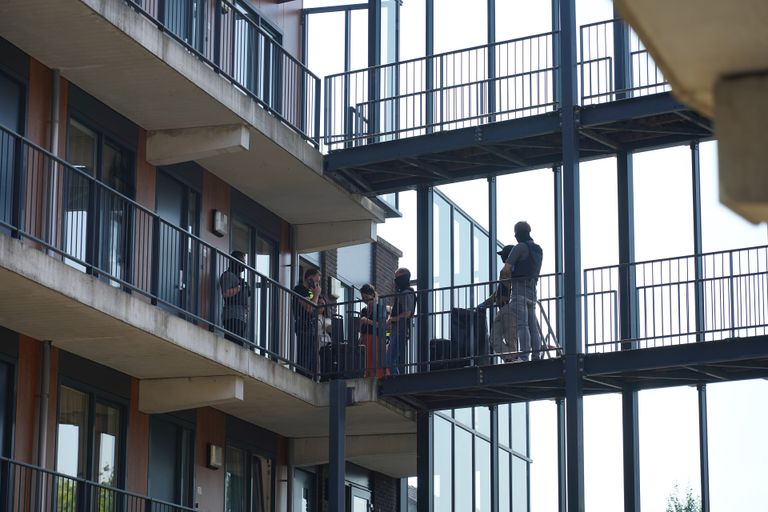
[615,0,768,117]
[0,0,382,227]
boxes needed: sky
[307,1,768,510]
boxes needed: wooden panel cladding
[126,378,149,495]
[26,59,51,148]
[13,336,58,468]
[195,407,227,511]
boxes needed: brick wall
[322,249,338,292]
[373,237,402,297]
[372,472,400,512]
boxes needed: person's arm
[221,273,240,298]
[503,244,528,274]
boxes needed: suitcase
[450,308,490,365]
[429,338,464,371]
[319,342,366,380]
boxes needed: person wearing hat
[480,244,519,362]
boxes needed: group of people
[482,221,544,362]
[216,219,542,372]
[291,267,415,376]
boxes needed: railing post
[150,215,161,305]
[10,135,24,239]
[314,76,321,146]
[613,10,632,100]
[213,0,222,67]
[209,248,218,332]
[85,179,98,275]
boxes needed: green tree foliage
[665,484,702,512]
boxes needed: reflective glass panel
[56,386,88,478]
[512,455,528,512]
[434,416,453,512]
[511,403,527,455]
[454,427,472,511]
[475,438,490,512]
[225,446,247,512]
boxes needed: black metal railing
[584,245,768,353]
[0,124,318,376]
[323,31,558,150]
[0,456,195,512]
[127,0,321,145]
[579,18,669,105]
[311,274,563,379]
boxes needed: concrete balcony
[0,0,383,250]
[0,232,416,477]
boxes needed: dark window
[224,444,273,512]
[0,70,24,227]
[148,415,194,507]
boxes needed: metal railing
[324,31,558,150]
[127,0,321,145]
[0,124,318,376]
[579,18,669,105]
[584,245,768,353]
[312,274,563,378]
[0,456,195,511]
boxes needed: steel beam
[329,379,347,512]
[698,384,711,512]
[489,177,498,280]
[417,187,434,369]
[416,411,434,512]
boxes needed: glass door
[292,469,316,512]
[349,486,371,512]
[156,171,200,314]
[0,71,22,227]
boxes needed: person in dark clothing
[387,268,416,375]
[219,251,250,345]
[481,244,518,361]
[500,221,544,361]
[293,268,321,375]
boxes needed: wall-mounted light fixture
[207,443,223,470]
[213,210,228,238]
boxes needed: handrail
[0,455,197,511]
[125,0,321,144]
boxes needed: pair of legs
[386,328,407,375]
[223,316,247,346]
[512,294,542,361]
[489,304,519,361]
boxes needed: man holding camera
[293,268,322,375]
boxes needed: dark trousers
[296,321,317,376]
[224,317,247,346]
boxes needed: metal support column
[425,0,435,132]
[329,379,347,512]
[489,177,498,280]
[416,411,434,512]
[556,398,567,512]
[487,0,497,122]
[617,151,640,512]
[613,8,631,99]
[417,186,435,368]
[691,142,710,512]
[490,406,499,512]
[553,166,564,341]
[556,0,585,509]
[367,0,382,140]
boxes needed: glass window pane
[510,403,527,455]
[434,195,452,288]
[226,446,247,512]
[499,449,511,512]
[474,230,490,285]
[434,416,453,512]
[94,402,120,486]
[454,407,472,428]
[475,438,490,512]
[474,406,490,437]
[498,404,510,448]
[512,455,528,512]
[253,454,273,512]
[454,214,472,287]
[454,427,472,511]
[56,386,89,478]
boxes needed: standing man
[387,268,416,375]
[219,251,250,345]
[293,268,322,376]
[502,221,544,361]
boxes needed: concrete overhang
[290,433,417,478]
[0,0,383,232]
[0,235,415,443]
[615,0,768,223]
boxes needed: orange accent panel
[126,378,149,494]
[195,408,227,511]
